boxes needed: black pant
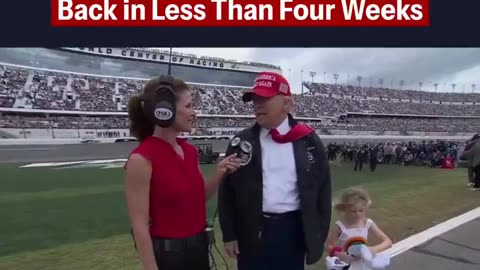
[370,159,378,172]
[237,211,305,270]
[153,234,210,270]
[472,165,480,188]
[354,158,363,171]
[385,154,392,164]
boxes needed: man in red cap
[218,72,332,270]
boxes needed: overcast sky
[157,48,480,94]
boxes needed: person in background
[354,145,367,171]
[459,134,480,190]
[383,143,393,164]
[368,143,379,172]
[395,143,402,164]
[218,72,332,270]
[124,75,242,270]
[440,154,454,169]
[403,151,414,166]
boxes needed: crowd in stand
[2,113,479,134]
[344,116,480,133]
[0,114,127,129]
[305,82,480,103]
[1,64,480,133]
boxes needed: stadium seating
[1,64,480,133]
[304,82,480,103]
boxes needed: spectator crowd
[1,65,480,133]
[327,140,462,169]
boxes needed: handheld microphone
[229,137,253,167]
[229,137,242,156]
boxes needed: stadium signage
[78,47,225,68]
[61,47,280,73]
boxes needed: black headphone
[143,75,177,128]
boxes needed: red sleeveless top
[127,136,207,238]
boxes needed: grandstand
[0,47,479,141]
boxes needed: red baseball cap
[242,72,291,102]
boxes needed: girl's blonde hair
[334,187,372,212]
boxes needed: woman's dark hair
[128,76,189,142]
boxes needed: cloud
[164,47,480,94]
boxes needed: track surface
[0,140,231,164]
[389,217,480,270]
[1,142,479,269]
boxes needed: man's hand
[224,241,240,259]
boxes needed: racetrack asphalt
[389,217,480,270]
[0,139,231,164]
[1,141,479,269]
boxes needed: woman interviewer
[124,75,241,270]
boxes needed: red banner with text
[51,0,430,27]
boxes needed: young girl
[325,187,392,269]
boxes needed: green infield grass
[0,161,478,270]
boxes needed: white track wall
[0,128,476,146]
[0,128,130,139]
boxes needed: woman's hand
[216,153,242,175]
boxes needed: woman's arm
[204,153,241,200]
[125,154,158,270]
[368,222,393,254]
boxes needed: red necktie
[268,124,315,144]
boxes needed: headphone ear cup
[150,85,177,128]
[153,100,175,128]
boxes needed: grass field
[0,161,478,270]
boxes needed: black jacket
[369,146,379,161]
[217,116,332,265]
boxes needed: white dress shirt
[260,117,300,213]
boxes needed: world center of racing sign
[60,47,281,73]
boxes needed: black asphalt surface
[389,217,480,270]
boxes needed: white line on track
[380,206,480,258]
[0,147,57,151]
[19,159,128,168]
